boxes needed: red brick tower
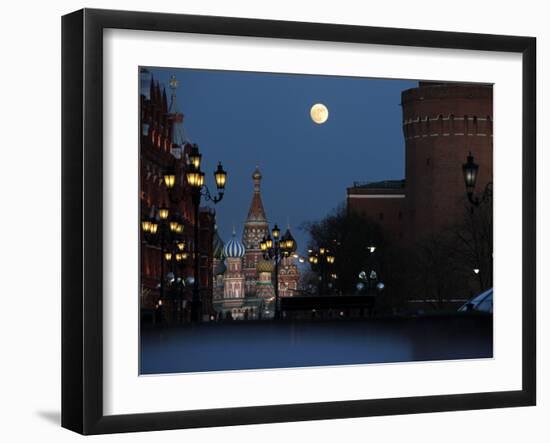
[347,82,493,244]
[402,82,493,241]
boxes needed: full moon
[310,103,329,124]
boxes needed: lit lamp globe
[310,103,329,124]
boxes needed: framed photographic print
[61,8,536,435]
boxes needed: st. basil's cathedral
[212,167,300,320]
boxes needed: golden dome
[256,259,274,273]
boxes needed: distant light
[473,268,480,274]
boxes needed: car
[458,288,493,314]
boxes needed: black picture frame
[62,8,536,435]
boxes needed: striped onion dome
[223,229,245,258]
[256,259,274,273]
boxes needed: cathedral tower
[242,167,270,296]
[219,231,246,319]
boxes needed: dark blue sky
[145,67,417,255]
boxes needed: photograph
[139,66,494,375]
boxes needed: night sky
[144,67,417,255]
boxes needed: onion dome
[256,259,274,273]
[223,228,245,258]
[213,227,225,260]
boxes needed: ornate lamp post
[461,152,494,289]
[185,143,227,322]
[462,152,492,207]
[260,224,297,319]
[170,238,189,322]
[141,207,171,305]
[308,247,336,295]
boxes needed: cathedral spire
[246,166,267,222]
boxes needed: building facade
[347,82,493,244]
[140,69,216,323]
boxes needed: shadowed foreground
[140,315,492,374]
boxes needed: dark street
[140,314,492,374]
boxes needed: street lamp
[214,162,227,189]
[158,207,169,221]
[358,270,384,295]
[260,225,297,319]
[185,143,227,322]
[272,224,280,240]
[169,220,179,233]
[462,152,492,207]
[188,144,202,170]
[141,219,152,233]
[163,168,176,190]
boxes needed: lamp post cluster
[461,152,493,290]
[141,205,187,321]
[185,144,227,322]
[260,224,297,319]
[141,143,227,323]
[356,245,384,296]
[308,247,336,296]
